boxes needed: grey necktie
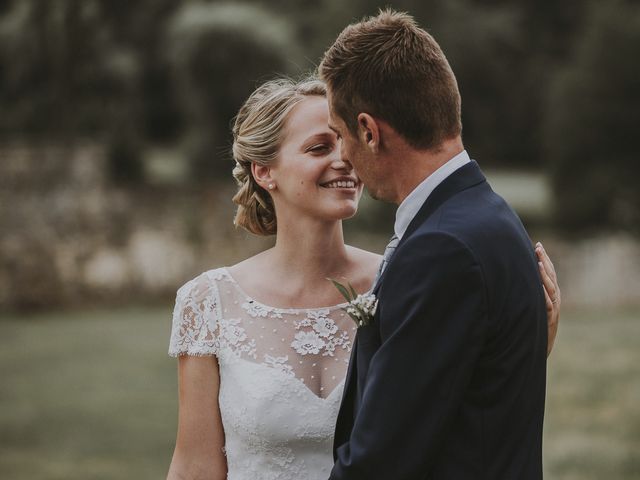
[373,233,400,287]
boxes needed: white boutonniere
[328,278,378,328]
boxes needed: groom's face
[327,94,383,199]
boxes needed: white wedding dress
[169,268,356,480]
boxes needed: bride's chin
[305,200,359,222]
[335,205,359,220]
[313,208,358,222]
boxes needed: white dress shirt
[394,150,471,240]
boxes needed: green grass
[543,309,640,479]
[1,308,638,479]
[0,308,178,480]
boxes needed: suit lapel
[373,161,486,295]
[334,335,358,455]
[341,334,358,403]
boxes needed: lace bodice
[169,267,357,479]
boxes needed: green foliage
[544,2,640,235]
[165,2,303,181]
[429,1,525,166]
[0,0,140,137]
[0,0,637,233]
[107,131,145,184]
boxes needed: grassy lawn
[1,307,638,479]
[543,309,640,479]
[0,308,178,480]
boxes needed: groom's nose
[331,157,353,172]
[330,149,352,171]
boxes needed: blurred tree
[544,1,640,235]
[0,0,11,16]
[0,0,182,182]
[429,0,524,167]
[0,0,139,137]
[515,0,590,168]
[165,2,303,182]
[1,0,636,193]
[94,0,183,143]
[107,128,144,184]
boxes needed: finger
[541,259,560,306]
[535,243,557,282]
[535,242,555,273]
[537,252,560,304]
[542,278,553,313]
[538,261,557,302]
[536,244,561,305]
[541,277,557,356]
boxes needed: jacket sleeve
[330,231,487,479]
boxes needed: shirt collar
[394,150,471,240]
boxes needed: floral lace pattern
[168,267,359,480]
[170,268,355,392]
[291,311,351,357]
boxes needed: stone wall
[0,144,271,311]
[546,234,640,309]
[1,144,638,312]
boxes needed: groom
[319,10,547,479]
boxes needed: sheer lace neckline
[221,267,350,313]
[170,268,357,400]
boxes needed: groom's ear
[357,113,380,154]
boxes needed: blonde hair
[232,77,327,235]
[319,9,461,150]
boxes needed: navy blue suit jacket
[330,161,547,479]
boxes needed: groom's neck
[392,136,464,204]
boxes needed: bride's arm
[167,356,227,480]
[535,242,561,357]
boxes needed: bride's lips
[319,176,360,190]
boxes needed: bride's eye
[307,144,332,155]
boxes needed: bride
[166,77,561,480]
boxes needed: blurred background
[0,0,638,478]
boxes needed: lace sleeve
[168,271,221,357]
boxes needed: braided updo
[232,77,327,235]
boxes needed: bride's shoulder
[346,245,382,287]
[176,267,230,299]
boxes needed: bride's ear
[357,113,380,154]
[251,163,276,192]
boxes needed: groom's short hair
[319,9,462,151]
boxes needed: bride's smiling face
[267,96,364,222]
